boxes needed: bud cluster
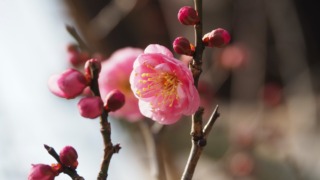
[48,58,125,119]
[28,146,79,180]
[173,6,231,56]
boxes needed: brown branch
[203,105,220,138]
[86,60,121,180]
[190,0,205,88]
[181,108,205,180]
[44,145,84,180]
[182,0,220,179]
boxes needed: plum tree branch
[181,0,220,179]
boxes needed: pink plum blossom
[99,47,143,121]
[48,69,87,99]
[130,44,200,124]
[28,164,58,180]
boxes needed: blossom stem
[190,0,205,87]
[182,0,220,179]
[44,144,84,180]
[87,63,121,180]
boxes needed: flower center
[137,71,180,107]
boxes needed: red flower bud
[84,58,102,82]
[177,6,200,25]
[173,37,194,56]
[28,164,58,180]
[68,51,82,66]
[66,44,88,66]
[48,69,88,99]
[66,43,79,53]
[203,28,231,48]
[104,89,125,112]
[59,146,78,169]
[78,96,103,119]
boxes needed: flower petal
[144,44,174,58]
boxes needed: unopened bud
[203,28,231,48]
[178,6,200,25]
[78,96,103,119]
[66,44,88,66]
[173,37,194,56]
[59,146,78,169]
[104,89,125,112]
[66,43,79,53]
[84,59,101,81]
[48,69,88,99]
[28,164,58,180]
[68,51,82,66]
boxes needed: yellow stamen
[138,69,180,108]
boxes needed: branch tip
[43,144,50,150]
[113,144,121,153]
[203,105,220,138]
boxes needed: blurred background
[1,0,320,179]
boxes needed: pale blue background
[0,1,147,179]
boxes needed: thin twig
[44,145,84,180]
[203,105,220,138]
[86,60,121,180]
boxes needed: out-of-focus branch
[139,121,166,180]
[66,25,92,54]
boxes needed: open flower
[130,44,200,124]
[99,47,143,121]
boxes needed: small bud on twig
[202,28,231,48]
[104,89,125,112]
[178,6,200,25]
[173,37,195,56]
[78,96,104,119]
[59,146,79,169]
